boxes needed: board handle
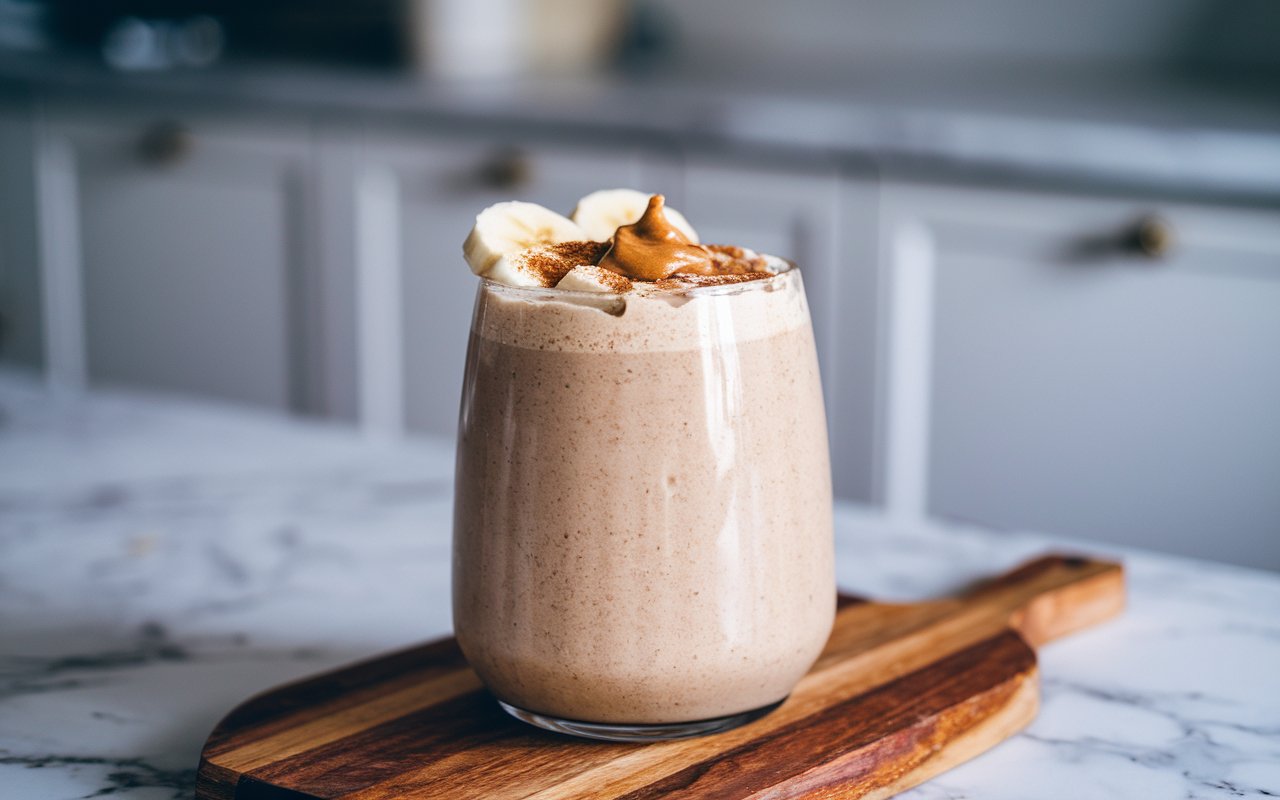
[961,554,1125,648]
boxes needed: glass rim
[478,259,799,301]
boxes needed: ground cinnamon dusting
[562,264,632,293]
[654,272,774,291]
[706,244,773,274]
[512,227,776,291]
[586,266,633,293]
[515,241,611,286]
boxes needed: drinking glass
[452,265,834,741]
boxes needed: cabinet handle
[1121,215,1173,260]
[474,148,531,190]
[137,121,193,167]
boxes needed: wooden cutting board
[196,554,1123,800]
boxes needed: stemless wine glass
[452,264,834,741]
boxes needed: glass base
[497,697,787,742]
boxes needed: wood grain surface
[196,554,1124,799]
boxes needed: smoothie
[452,191,835,733]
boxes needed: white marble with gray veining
[1,370,1278,799]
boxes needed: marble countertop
[3,54,1280,201]
[2,370,1278,799]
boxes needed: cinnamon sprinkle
[560,264,633,293]
[511,240,611,286]
[705,244,773,274]
[509,232,777,292]
[653,272,774,291]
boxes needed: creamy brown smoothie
[453,192,834,734]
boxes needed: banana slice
[556,264,631,294]
[489,241,608,288]
[572,189,699,243]
[463,201,588,285]
[556,265,629,316]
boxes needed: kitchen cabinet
[0,103,42,370]
[34,109,318,410]
[682,163,879,502]
[877,181,1280,568]
[6,93,1278,568]
[349,134,669,439]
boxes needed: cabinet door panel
[0,105,42,369]
[80,159,296,408]
[49,114,309,410]
[888,184,1280,568]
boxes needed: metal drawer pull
[475,148,531,190]
[1122,215,1173,260]
[137,121,193,166]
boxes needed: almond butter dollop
[598,194,711,281]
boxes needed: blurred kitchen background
[0,1,1277,568]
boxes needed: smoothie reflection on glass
[453,190,835,741]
